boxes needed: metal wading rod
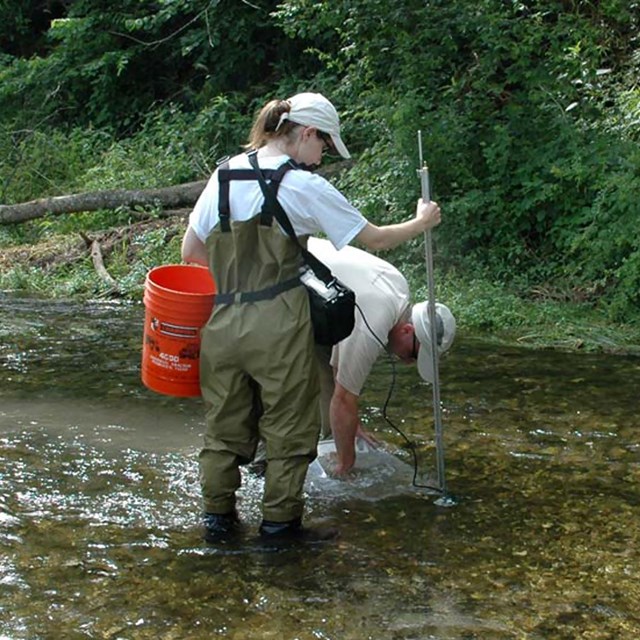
[417,130,451,504]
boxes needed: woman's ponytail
[245,99,297,150]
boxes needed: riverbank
[1,218,639,357]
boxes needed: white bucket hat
[277,92,351,159]
[411,302,456,383]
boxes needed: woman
[181,92,441,544]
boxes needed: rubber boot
[202,511,240,544]
[259,517,339,547]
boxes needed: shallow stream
[1,294,639,639]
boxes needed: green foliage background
[1,0,638,333]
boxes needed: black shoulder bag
[247,152,356,346]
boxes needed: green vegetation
[1,0,639,351]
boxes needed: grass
[2,219,639,355]
[409,269,640,355]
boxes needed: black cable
[355,301,443,493]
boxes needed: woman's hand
[415,198,441,231]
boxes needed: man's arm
[330,382,360,476]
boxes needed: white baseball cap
[411,302,456,383]
[277,92,351,159]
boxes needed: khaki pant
[315,345,335,440]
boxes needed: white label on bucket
[152,317,199,338]
[149,353,192,372]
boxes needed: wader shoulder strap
[247,151,335,286]
[259,160,296,226]
[217,157,296,230]
[217,161,232,232]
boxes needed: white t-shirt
[189,153,367,250]
[308,237,411,396]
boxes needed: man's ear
[401,322,414,336]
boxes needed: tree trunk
[0,159,353,224]
[0,181,207,224]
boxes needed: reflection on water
[1,294,639,639]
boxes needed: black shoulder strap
[259,160,295,226]
[217,160,232,232]
[247,151,335,285]
[217,156,296,230]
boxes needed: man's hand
[331,451,356,478]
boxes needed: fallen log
[0,159,354,224]
[0,181,207,224]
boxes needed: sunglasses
[316,130,334,154]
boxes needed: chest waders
[198,157,321,525]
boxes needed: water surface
[1,294,639,639]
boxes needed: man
[308,237,456,477]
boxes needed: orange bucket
[141,264,216,397]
